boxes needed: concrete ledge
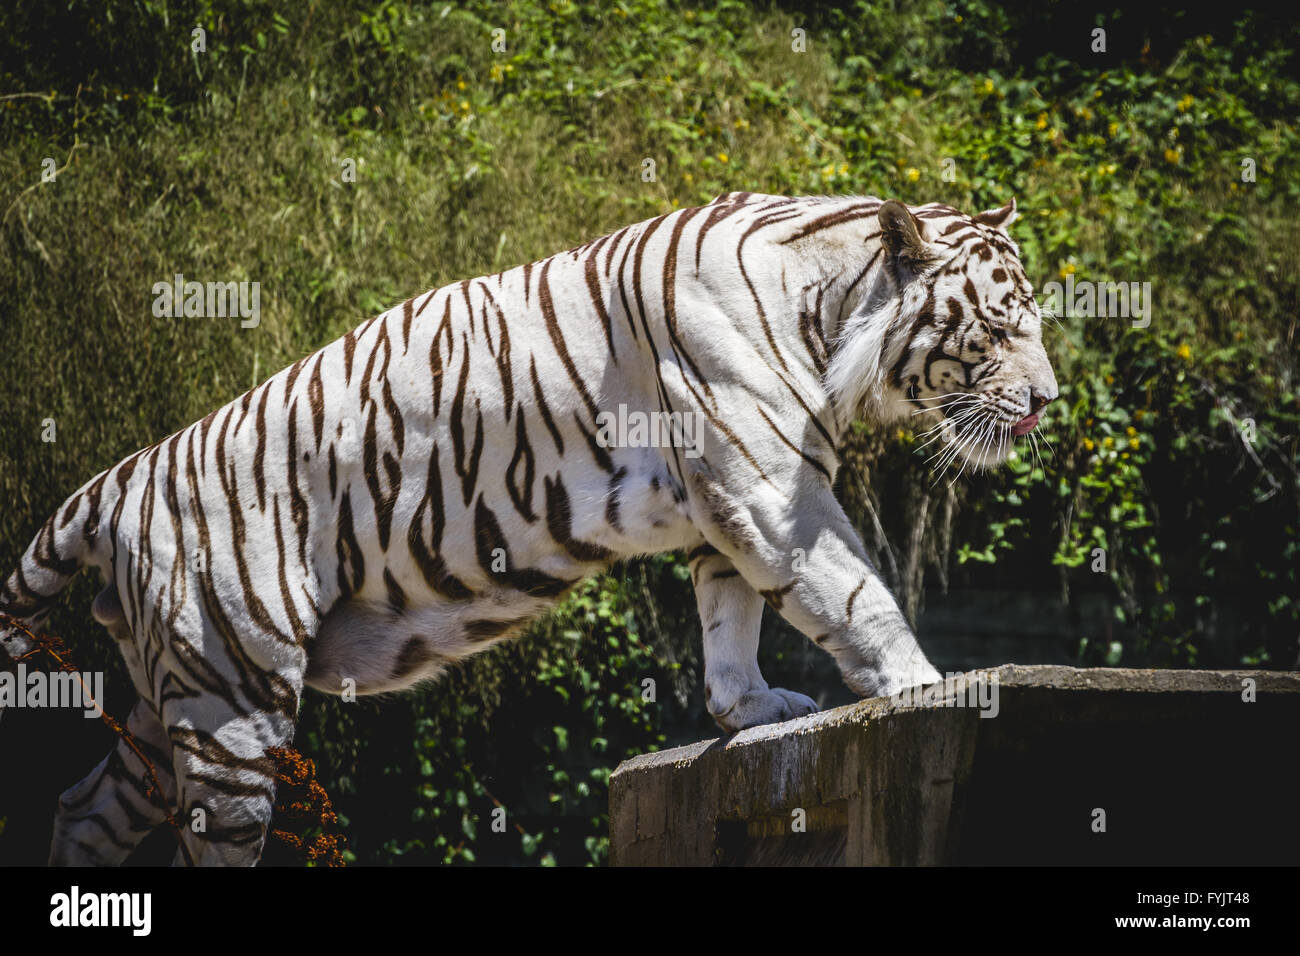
[609,665,1300,865]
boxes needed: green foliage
[1,1,1296,863]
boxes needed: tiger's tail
[0,475,109,673]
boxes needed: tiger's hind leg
[49,698,177,866]
[160,677,302,866]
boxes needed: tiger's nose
[1028,387,1054,414]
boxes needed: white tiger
[1,192,1057,865]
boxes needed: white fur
[1,192,1057,864]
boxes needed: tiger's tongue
[1012,414,1039,436]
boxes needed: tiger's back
[87,210,715,698]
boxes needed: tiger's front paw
[843,657,943,700]
[712,687,818,733]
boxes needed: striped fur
[1,192,1056,865]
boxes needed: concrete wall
[609,665,1300,865]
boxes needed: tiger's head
[828,197,1058,474]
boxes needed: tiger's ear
[973,197,1018,233]
[877,199,933,268]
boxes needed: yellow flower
[1128,438,1140,450]
[954,14,963,22]
[980,78,994,95]
[1177,94,1194,112]
[734,118,750,130]
[684,172,694,184]
[671,198,680,208]
[1093,89,1103,99]
[459,100,470,112]
[1083,438,1095,451]
[1164,147,1181,164]
[1134,409,1145,421]
[717,152,728,163]
[1126,426,1137,437]
[1103,436,1115,448]
[1036,113,1048,130]
[1108,121,1118,137]
[1105,374,1114,384]
[906,167,920,182]
[490,62,505,83]
[457,78,466,91]
[1059,263,1076,279]
[1176,343,1191,360]
[839,163,849,175]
